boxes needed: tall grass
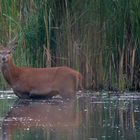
[0,0,139,91]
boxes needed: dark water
[0,91,140,140]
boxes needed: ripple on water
[0,90,17,100]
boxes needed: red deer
[0,44,83,99]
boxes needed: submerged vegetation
[0,0,140,91]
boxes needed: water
[0,91,140,140]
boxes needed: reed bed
[0,0,139,91]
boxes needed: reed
[0,0,139,91]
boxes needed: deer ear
[8,41,18,53]
[7,35,18,52]
[9,42,18,52]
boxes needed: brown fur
[0,48,83,98]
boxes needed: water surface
[0,91,140,140]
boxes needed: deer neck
[1,58,21,86]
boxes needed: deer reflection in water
[2,98,82,140]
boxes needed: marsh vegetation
[0,0,140,91]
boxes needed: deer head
[0,38,18,64]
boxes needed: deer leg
[14,91,30,99]
[29,89,59,98]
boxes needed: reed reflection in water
[1,93,140,140]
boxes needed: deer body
[0,48,83,98]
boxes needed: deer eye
[7,51,11,54]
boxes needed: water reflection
[1,93,140,140]
[82,96,140,140]
[2,98,82,140]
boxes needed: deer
[0,42,83,99]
